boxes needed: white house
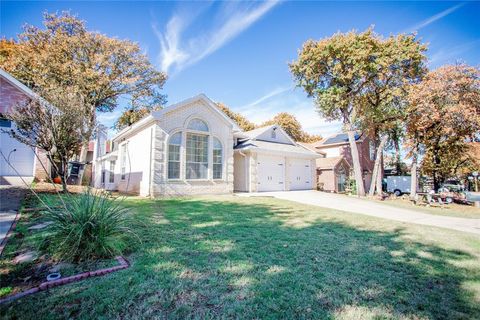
[93,94,320,196]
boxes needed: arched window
[213,138,223,179]
[168,132,182,179]
[187,118,209,132]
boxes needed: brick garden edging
[0,211,21,257]
[0,256,130,305]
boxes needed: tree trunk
[394,139,401,174]
[376,151,383,198]
[368,135,388,196]
[410,152,418,199]
[347,130,365,196]
[76,141,89,185]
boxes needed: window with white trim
[213,137,223,179]
[168,132,182,179]
[120,144,126,180]
[186,133,208,179]
[109,160,115,183]
[187,119,209,132]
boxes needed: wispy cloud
[237,86,292,111]
[405,2,465,32]
[154,1,279,75]
[233,87,342,137]
[429,39,480,67]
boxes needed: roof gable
[244,125,296,145]
[155,94,241,132]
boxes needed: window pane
[168,141,181,179]
[168,161,180,179]
[212,138,222,179]
[109,161,115,183]
[187,119,209,132]
[169,132,182,145]
[186,133,208,179]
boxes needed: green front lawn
[2,195,480,319]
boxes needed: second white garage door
[289,158,312,190]
[257,154,285,192]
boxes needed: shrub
[43,189,136,262]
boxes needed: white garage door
[257,154,285,192]
[289,158,312,190]
[0,124,35,177]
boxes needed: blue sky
[2,1,479,136]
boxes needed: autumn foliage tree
[216,102,256,131]
[290,28,426,196]
[0,12,167,160]
[406,64,480,192]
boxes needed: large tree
[406,64,480,191]
[261,112,321,142]
[290,28,426,196]
[0,12,167,160]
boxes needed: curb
[0,256,130,305]
[0,211,21,257]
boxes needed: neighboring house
[0,69,50,185]
[307,132,376,192]
[93,94,320,197]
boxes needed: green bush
[43,189,136,262]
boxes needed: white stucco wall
[320,146,341,157]
[116,124,155,196]
[233,152,247,192]
[151,100,235,197]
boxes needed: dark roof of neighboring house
[322,132,361,145]
[309,131,364,149]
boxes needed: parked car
[441,180,464,192]
[386,176,417,196]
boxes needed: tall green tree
[0,11,167,160]
[290,28,427,196]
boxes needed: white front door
[257,154,285,192]
[289,159,312,190]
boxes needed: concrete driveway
[238,190,480,235]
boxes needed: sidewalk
[0,186,27,252]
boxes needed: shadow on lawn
[1,197,479,319]
[130,199,480,319]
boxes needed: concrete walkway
[238,190,480,235]
[0,186,27,252]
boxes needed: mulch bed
[0,256,129,305]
